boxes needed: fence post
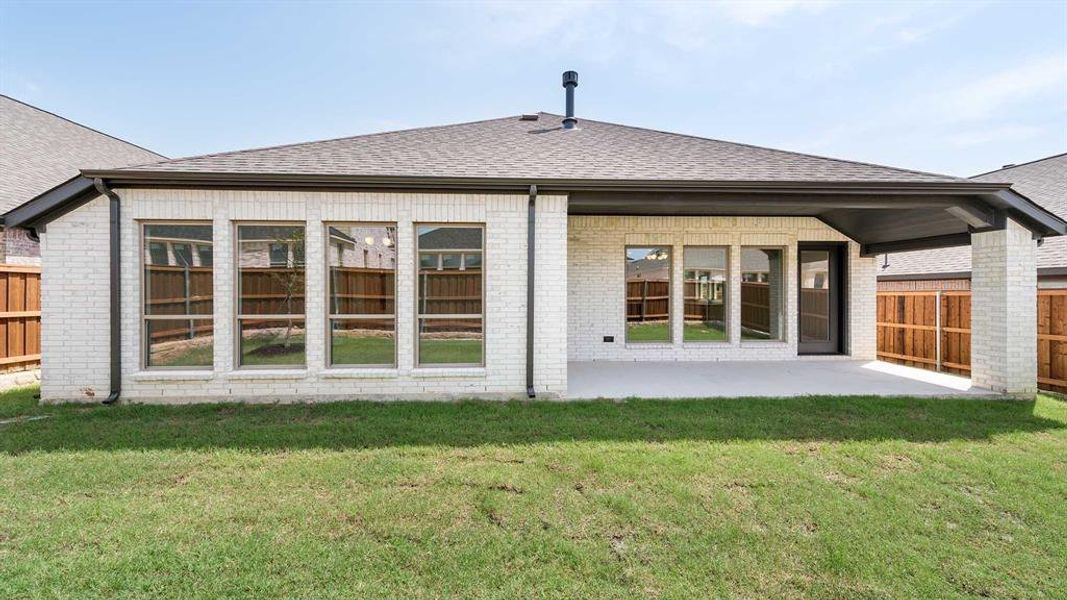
[935,290,942,372]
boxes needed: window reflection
[684,247,728,341]
[327,224,397,366]
[143,223,214,368]
[740,248,784,341]
[416,225,484,365]
[626,247,671,343]
[237,225,306,367]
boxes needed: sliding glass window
[142,223,214,369]
[327,224,397,367]
[237,224,306,367]
[683,247,728,341]
[416,225,484,366]
[626,246,672,343]
[740,247,785,341]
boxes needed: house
[878,153,1067,291]
[0,95,166,264]
[3,72,1063,403]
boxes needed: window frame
[140,220,214,371]
[624,245,673,344]
[414,223,486,368]
[739,245,787,343]
[234,221,308,370]
[324,222,398,368]
[682,245,730,344]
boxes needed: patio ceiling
[568,186,1065,256]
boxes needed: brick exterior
[970,218,1038,397]
[39,190,568,403]
[0,226,41,265]
[567,216,877,362]
[40,196,888,403]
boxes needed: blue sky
[1,0,1064,176]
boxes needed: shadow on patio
[2,387,1063,454]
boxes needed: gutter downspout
[93,178,121,405]
[526,185,537,398]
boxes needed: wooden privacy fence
[877,290,1067,392]
[0,265,41,371]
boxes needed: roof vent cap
[562,70,579,130]
[519,114,539,121]
[1002,163,1017,169]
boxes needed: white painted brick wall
[567,215,876,361]
[971,218,1038,397]
[40,189,568,403]
[39,196,111,401]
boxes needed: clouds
[927,55,1067,121]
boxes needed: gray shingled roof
[0,95,165,214]
[110,112,965,184]
[880,153,1067,277]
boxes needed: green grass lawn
[157,335,480,367]
[2,386,1065,598]
[626,321,671,342]
[683,322,727,341]
[418,338,482,365]
[332,336,396,365]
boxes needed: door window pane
[800,250,830,342]
[741,248,784,341]
[683,247,728,341]
[626,247,671,343]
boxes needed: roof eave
[79,168,1007,195]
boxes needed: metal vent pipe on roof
[562,71,578,129]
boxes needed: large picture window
[683,247,728,341]
[237,224,306,367]
[327,224,397,367]
[416,225,483,366]
[142,223,214,368]
[741,247,785,341]
[626,246,672,343]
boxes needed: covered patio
[568,360,997,399]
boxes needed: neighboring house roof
[93,112,966,184]
[0,95,165,215]
[880,153,1067,279]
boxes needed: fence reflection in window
[626,246,672,343]
[327,224,397,367]
[142,223,214,368]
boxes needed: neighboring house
[3,72,1063,403]
[879,153,1067,290]
[0,95,165,264]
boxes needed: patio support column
[970,217,1037,398]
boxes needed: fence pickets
[878,289,1067,393]
[0,265,41,371]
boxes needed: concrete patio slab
[568,360,998,399]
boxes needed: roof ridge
[0,94,167,160]
[538,112,966,182]
[132,114,527,169]
[970,152,1067,179]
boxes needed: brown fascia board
[80,168,1013,194]
[70,168,1066,238]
